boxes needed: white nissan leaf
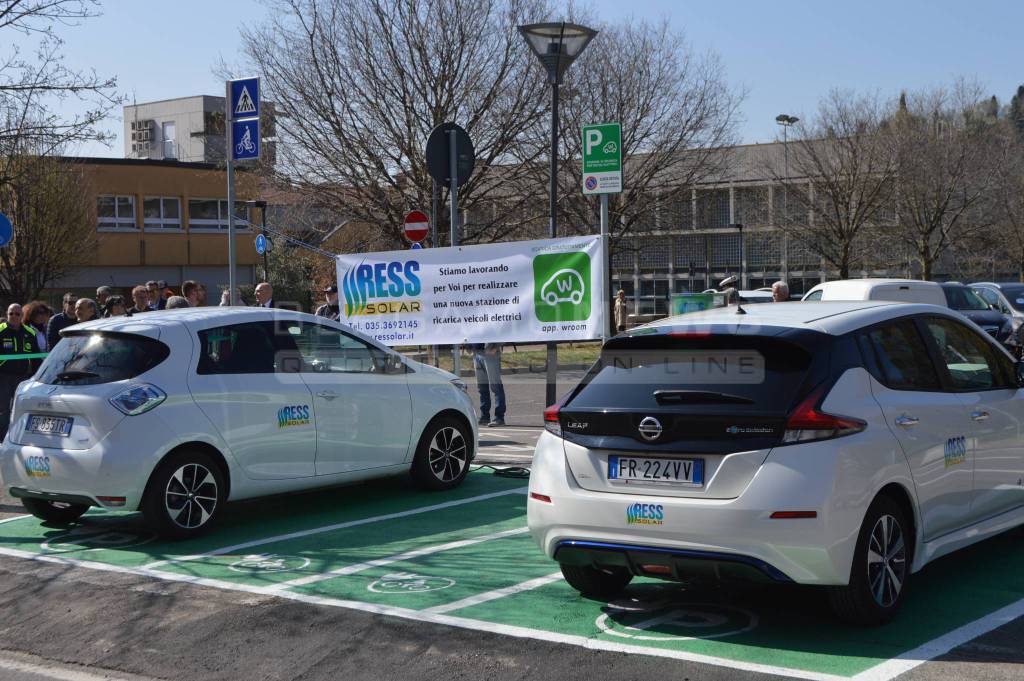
[1,308,477,539]
[528,301,1024,624]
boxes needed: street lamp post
[729,223,745,288]
[519,21,597,407]
[775,114,799,227]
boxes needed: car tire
[410,415,472,491]
[142,450,225,540]
[21,498,88,525]
[560,563,633,600]
[828,495,911,625]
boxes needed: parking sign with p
[581,122,622,195]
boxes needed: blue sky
[19,0,1024,157]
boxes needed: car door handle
[894,415,919,427]
[971,410,990,422]
[317,390,338,400]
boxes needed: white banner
[336,236,606,346]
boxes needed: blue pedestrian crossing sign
[232,119,260,161]
[230,77,259,119]
[255,233,268,255]
[0,212,11,247]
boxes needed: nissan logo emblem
[638,416,663,441]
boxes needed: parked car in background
[801,279,946,305]
[971,282,1024,357]
[939,282,1010,344]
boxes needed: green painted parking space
[293,532,558,611]
[1,471,1023,680]
[0,472,526,569]
[155,495,528,587]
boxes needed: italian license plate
[608,455,703,485]
[27,415,72,436]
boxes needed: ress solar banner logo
[335,236,606,346]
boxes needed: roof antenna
[718,275,746,314]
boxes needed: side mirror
[990,304,1000,312]
[1016,360,1024,388]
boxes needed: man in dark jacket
[127,285,151,315]
[46,292,78,351]
[0,304,42,438]
[314,286,340,320]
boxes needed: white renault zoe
[1,308,477,538]
[528,301,1024,623]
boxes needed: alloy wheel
[164,463,219,530]
[866,513,906,608]
[428,426,468,482]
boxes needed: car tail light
[110,384,166,416]
[770,511,818,519]
[782,384,865,445]
[640,564,672,576]
[543,403,562,437]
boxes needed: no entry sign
[404,210,429,243]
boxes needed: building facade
[47,158,260,299]
[606,141,924,313]
[123,96,227,163]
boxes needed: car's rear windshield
[998,285,1024,312]
[566,333,820,413]
[36,332,171,385]
[943,286,989,311]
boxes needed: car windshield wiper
[653,389,754,405]
[56,370,99,382]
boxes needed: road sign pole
[260,204,269,282]
[449,129,461,378]
[226,80,237,305]
[601,192,610,342]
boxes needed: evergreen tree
[1010,85,1024,135]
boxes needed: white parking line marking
[268,526,528,591]
[141,487,528,571]
[849,596,1024,681]
[0,514,31,525]
[0,650,156,681]
[423,571,562,614]
[0,545,850,681]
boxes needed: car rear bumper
[1,412,178,511]
[526,431,866,586]
[554,539,793,583]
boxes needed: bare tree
[0,155,96,303]
[992,122,1024,281]
[238,0,552,250]
[766,90,897,279]
[0,0,119,165]
[887,81,1003,281]
[553,17,742,244]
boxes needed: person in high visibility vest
[0,303,42,438]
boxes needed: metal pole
[431,179,439,248]
[225,81,237,304]
[545,80,559,407]
[449,130,461,378]
[260,205,269,282]
[782,124,789,230]
[431,179,439,366]
[600,193,610,341]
